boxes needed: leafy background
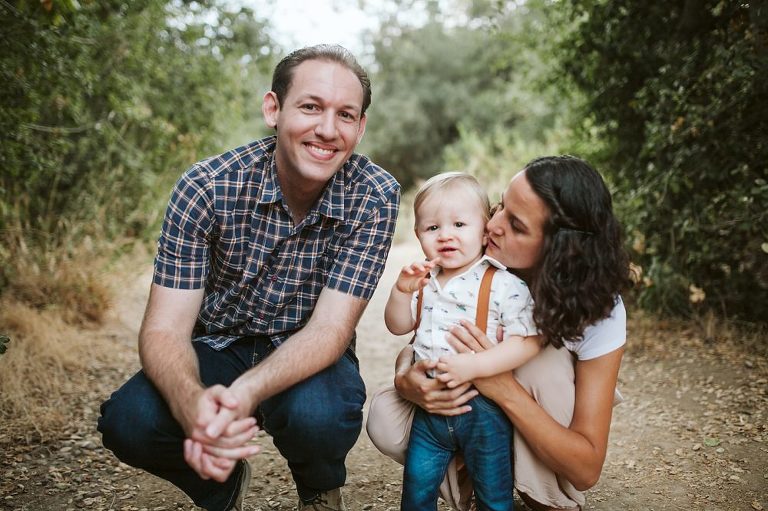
[1,0,766,334]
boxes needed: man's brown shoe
[297,488,347,510]
[231,460,252,511]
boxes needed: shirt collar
[313,167,346,222]
[257,154,282,205]
[428,254,508,279]
[255,144,347,223]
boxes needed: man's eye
[301,104,319,111]
[339,111,356,121]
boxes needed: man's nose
[314,112,337,139]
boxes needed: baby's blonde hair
[413,172,491,228]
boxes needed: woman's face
[485,170,549,278]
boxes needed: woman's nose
[486,215,502,234]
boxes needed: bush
[556,0,768,322]
[0,0,275,321]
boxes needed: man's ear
[262,91,280,129]
[355,113,367,145]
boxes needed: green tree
[0,0,275,314]
[362,0,564,189]
[556,0,768,321]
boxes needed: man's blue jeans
[97,336,366,511]
[401,395,514,511]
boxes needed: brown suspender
[411,265,497,339]
[475,265,496,333]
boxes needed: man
[98,45,400,511]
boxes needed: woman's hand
[393,346,477,416]
[446,319,497,354]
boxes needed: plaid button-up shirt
[153,136,400,350]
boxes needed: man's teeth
[309,145,335,155]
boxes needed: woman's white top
[564,297,626,360]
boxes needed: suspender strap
[411,265,497,340]
[475,266,497,333]
[414,287,424,331]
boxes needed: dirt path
[1,242,766,510]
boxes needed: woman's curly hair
[524,155,632,348]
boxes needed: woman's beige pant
[366,344,604,511]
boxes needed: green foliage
[556,0,768,322]
[362,0,566,189]
[0,1,275,310]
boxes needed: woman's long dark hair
[524,155,632,348]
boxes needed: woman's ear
[262,91,280,129]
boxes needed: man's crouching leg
[259,347,365,507]
[97,340,253,511]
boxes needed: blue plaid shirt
[153,136,400,350]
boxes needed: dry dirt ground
[1,242,767,511]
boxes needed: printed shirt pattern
[153,136,400,350]
[411,256,536,364]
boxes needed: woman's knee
[365,386,413,464]
[514,345,576,425]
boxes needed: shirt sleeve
[568,297,627,360]
[498,274,538,338]
[325,188,400,300]
[153,166,215,289]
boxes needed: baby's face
[415,187,487,279]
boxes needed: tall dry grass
[0,231,122,443]
[0,300,95,442]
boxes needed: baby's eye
[454,222,465,228]
[426,225,439,231]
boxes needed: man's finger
[223,417,258,437]
[184,439,209,480]
[205,407,238,438]
[207,385,239,410]
[201,452,234,482]
[202,443,261,460]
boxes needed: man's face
[262,59,367,193]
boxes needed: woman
[366,155,632,510]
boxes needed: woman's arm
[448,320,623,490]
